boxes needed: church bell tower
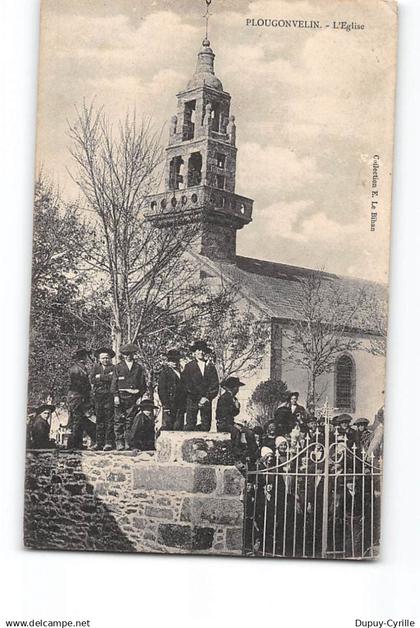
[145,34,253,262]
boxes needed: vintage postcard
[25,0,397,559]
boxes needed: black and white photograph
[3,0,420,625]
[21,0,398,561]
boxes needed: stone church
[145,37,386,421]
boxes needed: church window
[169,156,184,190]
[216,153,226,168]
[335,354,355,411]
[191,193,198,203]
[211,103,221,132]
[183,100,196,141]
[216,174,225,189]
[187,152,202,187]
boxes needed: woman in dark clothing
[29,404,55,449]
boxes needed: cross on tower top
[203,0,213,40]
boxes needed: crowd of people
[242,402,384,558]
[27,338,384,471]
[27,338,383,556]
[28,339,234,451]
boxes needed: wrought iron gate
[243,419,382,560]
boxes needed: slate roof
[196,254,386,331]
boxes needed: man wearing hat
[216,376,244,433]
[353,417,371,453]
[26,406,37,448]
[287,392,306,423]
[29,404,55,449]
[305,413,319,442]
[332,413,355,447]
[128,399,157,451]
[67,348,92,449]
[111,343,147,450]
[90,347,116,450]
[181,340,219,431]
[158,349,187,431]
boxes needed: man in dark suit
[158,349,186,431]
[181,340,219,431]
[287,392,307,424]
[67,348,92,449]
[111,343,147,450]
[352,417,372,453]
[332,413,356,447]
[90,347,115,451]
[216,376,244,432]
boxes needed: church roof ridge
[188,251,386,333]
[233,255,385,288]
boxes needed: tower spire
[203,0,212,40]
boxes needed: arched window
[335,354,355,411]
[187,152,202,187]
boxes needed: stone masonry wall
[24,432,245,556]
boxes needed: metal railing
[243,423,382,560]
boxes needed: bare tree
[283,272,368,410]
[68,102,233,362]
[205,304,270,379]
[358,290,387,357]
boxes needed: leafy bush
[247,379,289,426]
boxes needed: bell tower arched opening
[187,152,202,187]
[145,37,254,262]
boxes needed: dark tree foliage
[247,379,290,425]
[28,174,109,405]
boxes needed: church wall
[236,343,385,425]
[235,347,271,414]
[280,332,385,423]
[352,345,386,420]
[192,276,385,425]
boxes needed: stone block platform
[24,431,245,556]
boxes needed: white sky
[36,0,397,282]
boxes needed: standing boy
[90,347,115,450]
[111,343,147,450]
